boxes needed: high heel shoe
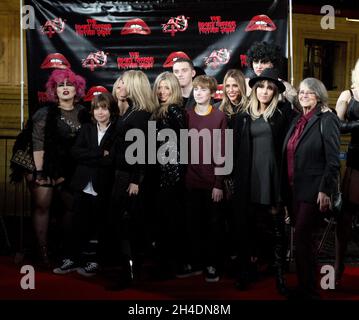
[275,270,288,296]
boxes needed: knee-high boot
[272,212,288,295]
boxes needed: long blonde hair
[112,70,156,113]
[219,69,247,115]
[245,80,279,121]
[152,72,183,118]
[351,58,359,89]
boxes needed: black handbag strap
[319,117,341,193]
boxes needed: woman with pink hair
[30,69,89,267]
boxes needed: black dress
[32,104,90,182]
[250,116,279,205]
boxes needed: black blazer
[112,105,152,185]
[70,122,117,195]
[281,106,340,204]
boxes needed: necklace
[195,105,212,116]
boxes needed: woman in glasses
[281,78,340,299]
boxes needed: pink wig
[46,69,86,102]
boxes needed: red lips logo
[121,18,151,35]
[38,91,50,103]
[84,86,109,102]
[163,51,190,68]
[245,15,277,32]
[214,84,224,100]
[82,51,107,72]
[40,18,65,38]
[40,53,71,69]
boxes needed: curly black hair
[246,41,282,69]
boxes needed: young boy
[53,92,118,276]
[181,75,227,282]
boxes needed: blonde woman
[335,58,359,286]
[104,70,155,290]
[232,68,296,294]
[151,71,187,278]
[217,69,247,128]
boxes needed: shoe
[275,272,288,296]
[205,266,219,282]
[77,262,99,277]
[53,259,79,274]
[176,264,203,278]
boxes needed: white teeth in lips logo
[130,24,143,30]
[50,59,64,64]
[93,91,102,96]
[255,21,269,26]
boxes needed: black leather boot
[272,212,288,296]
[105,259,134,291]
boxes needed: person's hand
[317,192,331,212]
[212,188,223,202]
[103,150,109,156]
[34,170,52,186]
[54,177,65,185]
[127,183,139,196]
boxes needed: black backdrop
[25,0,288,113]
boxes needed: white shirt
[83,122,111,196]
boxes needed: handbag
[223,176,235,199]
[10,144,36,172]
[329,175,342,218]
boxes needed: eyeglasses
[298,90,316,96]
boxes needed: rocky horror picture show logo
[198,16,236,34]
[75,19,112,37]
[117,52,154,70]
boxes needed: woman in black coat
[104,70,155,289]
[281,78,340,299]
[232,68,296,294]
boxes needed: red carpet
[1,256,358,300]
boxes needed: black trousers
[185,188,224,269]
[104,170,145,266]
[154,183,187,266]
[64,191,105,263]
[292,201,322,295]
